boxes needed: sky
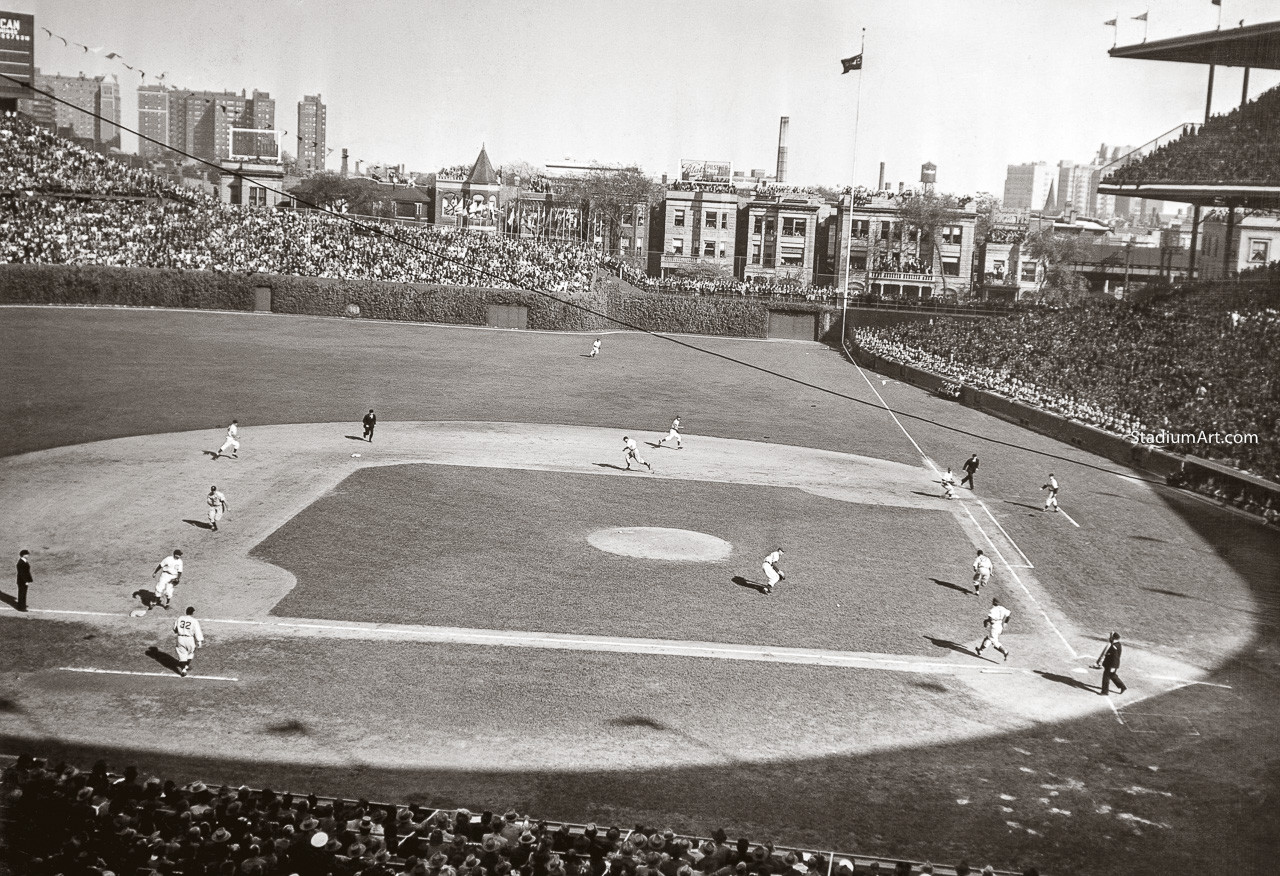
[15,0,1280,196]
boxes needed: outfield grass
[254,464,979,654]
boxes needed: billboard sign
[0,12,35,102]
[229,128,281,162]
[680,159,732,184]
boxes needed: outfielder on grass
[761,548,786,595]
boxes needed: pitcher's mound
[588,527,733,562]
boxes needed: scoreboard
[0,12,35,103]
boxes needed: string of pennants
[38,25,166,83]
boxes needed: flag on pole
[841,53,863,73]
[1211,0,1220,6]
[1132,11,1148,21]
[1103,18,1117,26]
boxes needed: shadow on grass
[131,589,160,610]
[201,450,221,459]
[923,635,976,658]
[731,575,767,594]
[183,519,212,530]
[0,590,22,610]
[1130,534,1168,543]
[345,435,368,442]
[1143,586,1192,599]
[265,719,310,735]
[1004,501,1042,512]
[144,646,181,675]
[930,578,971,595]
[0,697,21,713]
[1034,670,1099,694]
[593,463,631,471]
[910,491,944,498]
[607,715,667,731]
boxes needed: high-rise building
[16,67,54,130]
[166,88,274,162]
[1002,162,1055,212]
[36,71,99,142]
[297,94,327,174]
[97,77,121,147]
[137,85,169,159]
[1054,160,1102,217]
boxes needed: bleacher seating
[0,757,1021,876]
[0,113,601,296]
[853,283,1280,485]
[1103,85,1280,185]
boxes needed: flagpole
[841,27,865,345]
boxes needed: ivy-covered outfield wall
[0,265,847,340]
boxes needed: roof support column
[1224,204,1236,279]
[1188,204,1200,284]
[1241,67,1250,107]
[1204,64,1216,123]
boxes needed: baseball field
[1,306,1277,875]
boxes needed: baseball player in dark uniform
[16,549,33,612]
[1093,632,1127,695]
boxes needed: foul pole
[841,27,866,345]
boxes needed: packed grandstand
[0,114,600,296]
[1102,84,1280,186]
[1,757,1003,876]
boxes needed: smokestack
[776,116,790,184]
[340,148,349,179]
[878,162,886,191]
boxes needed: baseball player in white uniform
[761,548,785,594]
[589,338,601,358]
[152,549,183,609]
[940,467,957,499]
[1042,474,1060,512]
[217,420,240,458]
[206,486,229,531]
[173,606,204,677]
[657,416,684,450]
[976,597,1011,661]
[622,436,652,472]
[971,549,992,595]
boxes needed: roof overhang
[1097,182,1280,209]
[1109,20,1280,69]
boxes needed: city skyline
[10,0,1280,194]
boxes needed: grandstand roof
[1095,181,1280,209]
[1109,20,1280,69]
[467,145,499,187]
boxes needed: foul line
[850,358,1080,660]
[57,667,239,682]
[1058,507,1082,528]
[976,499,1035,567]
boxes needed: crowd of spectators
[1103,84,1280,186]
[0,113,201,202]
[853,283,1280,484]
[0,115,601,296]
[2,757,1020,876]
[872,254,930,275]
[600,257,836,301]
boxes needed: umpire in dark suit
[960,453,980,489]
[16,549,33,612]
[1093,632,1127,695]
[362,409,377,442]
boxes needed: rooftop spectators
[853,284,1280,481]
[0,114,601,296]
[1103,85,1280,186]
[1,756,1010,876]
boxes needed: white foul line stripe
[58,667,239,682]
[976,499,1036,567]
[1058,507,1082,528]
[849,356,1080,660]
